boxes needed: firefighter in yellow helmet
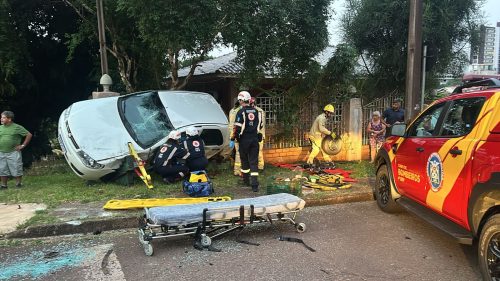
[306,104,336,166]
[250,97,265,170]
[228,100,242,176]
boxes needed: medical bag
[182,170,214,197]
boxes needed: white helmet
[237,91,251,102]
[167,130,180,140]
[186,126,199,136]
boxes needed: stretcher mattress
[145,193,305,226]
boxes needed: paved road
[0,201,481,280]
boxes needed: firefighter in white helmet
[153,130,189,183]
[230,91,262,192]
[306,104,336,167]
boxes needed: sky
[210,0,500,57]
[328,0,500,45]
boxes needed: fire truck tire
[375,165,400,213]
[478,213,500,281]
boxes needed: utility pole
[405,0,423,122]
[420,45,427,112]
[93,0,119,99]
[96,0,108,75]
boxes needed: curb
[5,191,373,239]
[5,217,139,239]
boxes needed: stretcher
[103,196,232,210]
[137,193,306,256]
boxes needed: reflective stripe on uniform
[163,147,177,166]
[250,172,259,176]
[240,169,250,174]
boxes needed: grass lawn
[0,157,374,227]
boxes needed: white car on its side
[58,90,228,181]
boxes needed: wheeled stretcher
[137,193,306,256]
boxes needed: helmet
[167,130,180,140]
[186,126,199,136]
[324,104,335,113]
[237,91,251,102]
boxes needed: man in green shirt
[0,111,32,189]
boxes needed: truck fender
[468,172,500,237]
[375,149,401,200]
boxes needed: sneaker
[16,183,22,188]
[0,185,7,189]
[252,185,259,192]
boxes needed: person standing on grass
[0,111,32,189]
[367,111,386,163]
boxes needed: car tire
[375,165,400,213]
[478,214,500,281]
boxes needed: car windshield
[119,91,173,148]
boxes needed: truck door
[394,102,446,204]
[424,97,485,224]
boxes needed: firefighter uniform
[183,134,208,172]
[253,104,266,170]
[233,105,263,192]
[153,140,189,183]
[229,104,242,176]
[307,106,334,165]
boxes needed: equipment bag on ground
[182,170,214,197]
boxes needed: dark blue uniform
[153,140,189,183]
[383,108,405,136]
[182,135,208,172]
[233,105,263,192]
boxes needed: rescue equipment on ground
[137,193,306,256]
[182,170,214,197]
[302,174,352,190]
[103,196,232,210]
[128,142,153,189]
[266,175,305,196]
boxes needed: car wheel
[375,165,400,213]
[479,214,500,281]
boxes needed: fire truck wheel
[375,165,400,213]
[478,214,500,281]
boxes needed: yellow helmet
[324,104,335,113]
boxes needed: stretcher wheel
[200,234,212,247]
[296,223,306,233]
[137,229,145,243]
[143,242,154,256]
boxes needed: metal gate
[256,96,343,149]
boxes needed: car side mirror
[391,123,406,137]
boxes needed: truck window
[439,98,485,137]
[407,103,445,137]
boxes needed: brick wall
[263,144,371,163]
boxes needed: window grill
[256,96,343,149]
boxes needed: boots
[239,173,250,186]
[250,175,259,192]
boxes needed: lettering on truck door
[395,103,446,204]
[425,97,486,225]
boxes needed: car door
[424,97,485,224]
[394,102,446,204]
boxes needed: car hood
[159,91,228,128]
[65,97,132,161]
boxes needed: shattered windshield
[119,91,173,148]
